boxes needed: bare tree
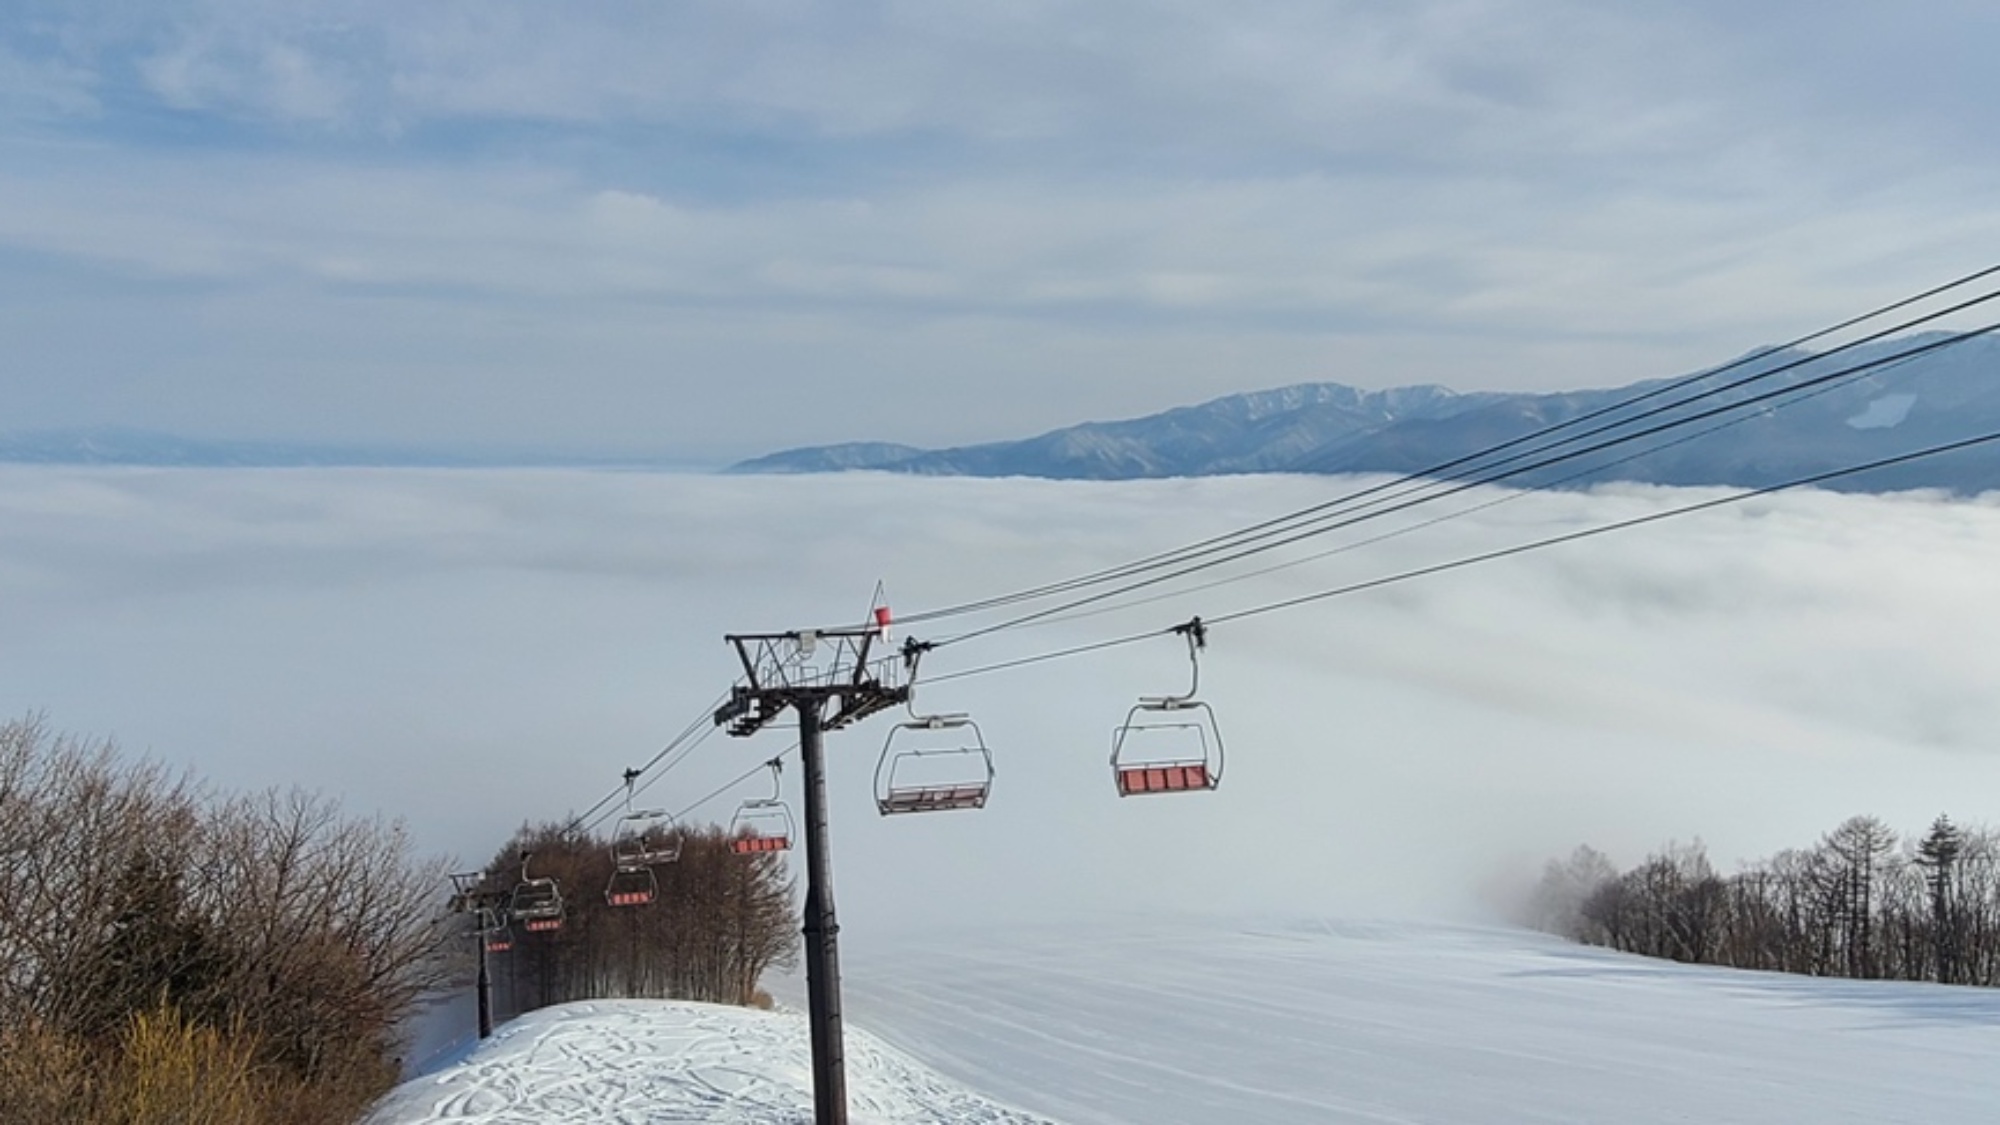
[1819,816,1897,979]
[1538,814,2000,992]
[482,821,797,1017]
[0,715,455,1118]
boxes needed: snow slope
[846,917,2000,1124]
[367,999,1058,1125]
[374,918,2000,1124]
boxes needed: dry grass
[102,1006,264,1125]
[0,1019,94,1123]
[0,1003,390,1125]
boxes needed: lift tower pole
[795,699,844,1120]
[474,923,492,1039]
[446,872,503,1040]
[715,626,905,1125]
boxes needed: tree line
[1529,814,2000,985]
[478,821,796,1019]
[0,712,798,1120]
[0,715,454,1123]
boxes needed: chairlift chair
[610,767,683,868]
[876,715,995,815]
[605,862,658,908]
[730,759,795,854]
[874,641,995,815]
[1111,714,1220,795]
[611,809,682,868]
[600,770,679,905]
[1112,618,1224,797]
[509,853,565,933]
[477,907,513,953]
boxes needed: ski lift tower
[446,871,507,1040]
[714,625,906,1125]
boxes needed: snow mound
[366,999,1060,1125]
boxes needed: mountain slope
[732,383,1493,478]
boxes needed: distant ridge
[732,333,2000,494]
[730,383,1497,479]
[12,334,1999,494]
[0,429,690,471]
[0,428,464,468]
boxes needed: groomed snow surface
[373,919,2000,1124]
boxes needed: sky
[4,1,2000,463]
[7,466,2000,936]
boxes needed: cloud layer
[3,467,1999,934]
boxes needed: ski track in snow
[373,920,2000,1124]
[367,998,1060,1125]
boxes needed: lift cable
[665,745,800,827]
[575,720,730,838]
[998,334,1942,631]
[611,320,1996,825]
[923,317,1998,647]
[556,686,734,840]
[548,269,2000,838]
[880,263,2000,630]
[925,323,1996,649]
[919,425,2000,684]
[661,386,1998,802]
[1203,427,2000,627]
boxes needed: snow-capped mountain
[734,333,2000,493]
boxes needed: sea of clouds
[3,466,1999,938]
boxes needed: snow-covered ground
[368,998,1059,1125]
[374,917,2000,1124]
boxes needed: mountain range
[0,429,690,471]
[731,333,2000,494]
[8,333,1997,494]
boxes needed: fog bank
[3,467,1998,936]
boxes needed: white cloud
[4,1,1975,179]
[4,145,1989,332]
[5,134,1994,463]
[0,42,99,118]
[3,1,1998,456]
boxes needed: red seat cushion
[1117,762,1212,795]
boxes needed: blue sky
[3,1,1998,462]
